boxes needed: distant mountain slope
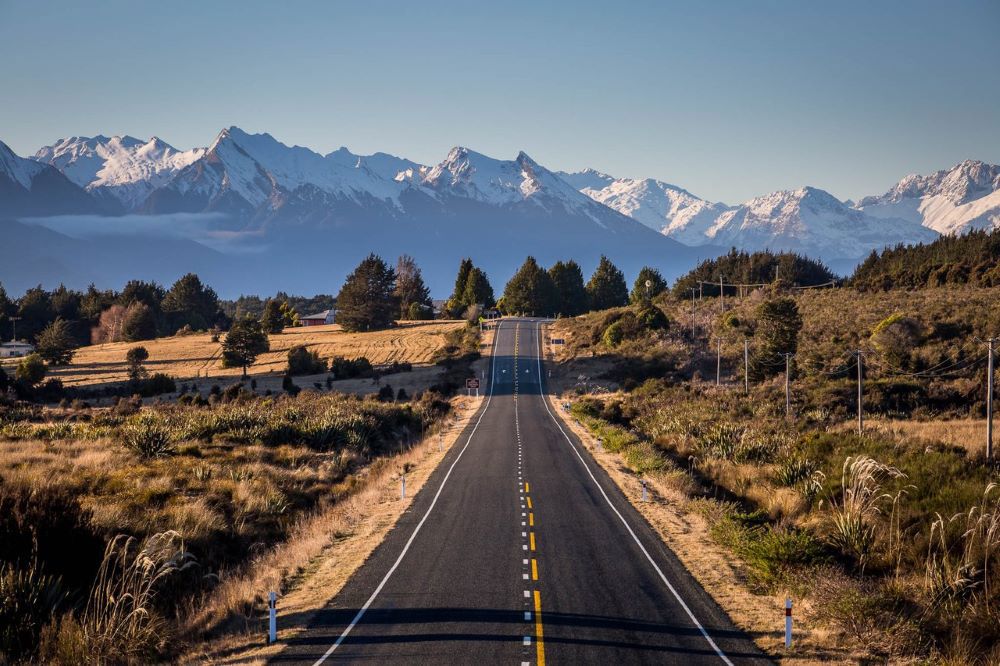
[0,140,101,217]
[705,187,937,263]
[858,160,1000,235]
[33,135,205,210]
[557,169,732,244]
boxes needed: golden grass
[860,418,989,456]
[41,320,465,388]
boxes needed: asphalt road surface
[274,318,769,665]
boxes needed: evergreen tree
[125,346,150,381]
[161,273,222,331]
[586,256,628,311]
[502,257,558,316]
[122,303,157,342]
[461,267,495,309]
[548,260,588,316]
[36,318,77,366]
[221,317,270,378]
[336,254,398,332]
[279,301,299,327]
[79,284,117,325]
[260,299,285,334]
[750,296,803,380]
[630,266,667,304]
[394,255,433,319]
[446,258,475,316]
[119,280,165,309]
[0,283,12,342]
[16,286,54,341]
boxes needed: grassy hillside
[550,285,1000,662]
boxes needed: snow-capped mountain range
[1,125,998,293]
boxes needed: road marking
[533,322,734,666]
[525,482,530,493]
[524,611,532,620]
[527,497,533,509]
[534,590,546,666]
[529,532,536,551]
[524,590,530,598]
[531,558,538,580]
[529,513,534,527]
[523,573,529,580]
[523,636,531,646]
[306,320,506,665]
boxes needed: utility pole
[10,316,21,342]
[855,350,865,436]
[719,275,725,312]
[699,282,703,301]
[988,338,996,460]
[783,353,794,418]
[744,338,749,395]
[688,288,697,338]
[716,338,722,386]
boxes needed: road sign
[466,378,480,389]
[551,338,565,345]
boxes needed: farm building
[0,341,35,358]
[300,309,336,326]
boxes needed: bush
[135,373,176,398]
[329,356,374,379]
[0,560,66,662]
[121,415,174,458]
[378,385,395,402]
[287,345,327,376]
[282,374,300,396]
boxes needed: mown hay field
[40,320,465,387]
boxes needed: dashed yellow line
[534,590,545,665]
[528,513,534,527]
[525,482,530,493]
[529,532,536,551]
[527,497,533,509]
[531,558,538,580]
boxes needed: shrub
[287,345,327,376]
[0,560,65,661]
[329,356,374,379]
[378,385,395,402]
[121,415,174,458]
[136,373,176,398]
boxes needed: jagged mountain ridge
[0,139,102,217]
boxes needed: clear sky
[1,0,997,204]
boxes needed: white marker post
[641,479,647,502]
[268,591,277,643]
[784,598,792,648]
[401,475,406,500]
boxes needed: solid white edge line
[533,321,735,666]
[309,320,506,665]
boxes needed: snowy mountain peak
[1,139,46,188]
[858,160,1000,235]
[33,134,205,209]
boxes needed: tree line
[672,249,838,298]
[851,227,1000,291]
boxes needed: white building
[0,341,35,358]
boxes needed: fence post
[268,591,277,643]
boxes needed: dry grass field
[39,320,465,388]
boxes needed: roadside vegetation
[0,389,454,664]
[551,248,1000,661]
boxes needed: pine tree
[161,273,222,332]
[122,303,157,342]
[446,258,475,317]
[461,267,495,309]
[336,254,398,332]
[502,257,558,316]
[394,255,433,319]
[260,299,285,334]
[586,256,628,311]
[630,266,668,304]
[750,296,802,380]
[0,283,12,342]
[548,260,588,316]
[125,346,150,382]
[36,317,77,366]
[222,317,270,378]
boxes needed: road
[274,319,769,665]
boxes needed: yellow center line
[531,558,538,580]
[529,532,536,551]
[534,590,545,665]
[526,497,533,509]
[528,512,534,527]
[524,482,530,493]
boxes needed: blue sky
[1,0,997,204]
